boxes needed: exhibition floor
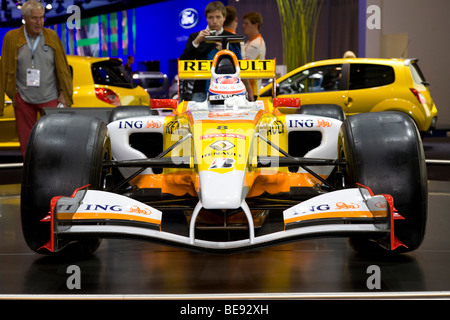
[0,136,449,299]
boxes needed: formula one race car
[20,41,428,257]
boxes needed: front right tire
[338,112,428,254]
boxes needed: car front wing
[40,185,406,253]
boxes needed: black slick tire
[338,111,427,254]
[21,113,111,257]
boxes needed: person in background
[0,0,73,157]
[180,1,244,102]
[224,6,244,53]
[343,51,357,58]
[242,11,266,99]
[224,5,238,32]
[124,55,134,76]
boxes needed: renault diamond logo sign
[209,140,235,151]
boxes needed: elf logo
[209,158,235,169]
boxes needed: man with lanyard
[180,1,244,102]
[0,0,73,157]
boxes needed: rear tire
[338,112,427,254]
[297,104,346,122]
[109,105,154,122]
[21,114,111,257]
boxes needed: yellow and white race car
[21,39,428,257]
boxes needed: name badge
[26,68,40,87]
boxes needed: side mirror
[273,97,301,109]
[150,99,178,109]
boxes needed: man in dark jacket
[180,1,243,102]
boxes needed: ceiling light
[45,0,53,10]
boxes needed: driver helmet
[208,50,247,105]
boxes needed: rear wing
[177,59,277,80]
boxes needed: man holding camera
[180,1,244,102]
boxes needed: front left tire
[21,113,111,257]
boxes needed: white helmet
[208,50,247,105]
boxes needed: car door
[274,64,347,110]
[345,63,396,116]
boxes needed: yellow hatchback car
[259,58,438,133]
[0,55,150,150]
